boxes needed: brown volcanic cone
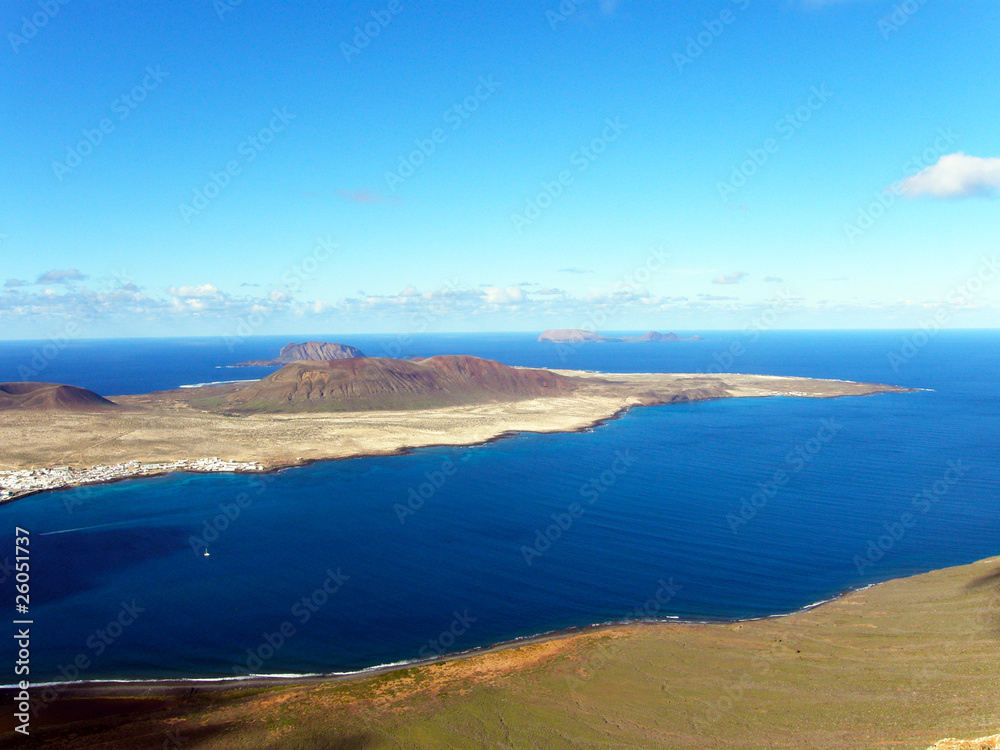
[222,355,582,412]
[0,382,119,411]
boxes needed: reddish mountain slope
[0,382,119,411]
[222,355,581,412]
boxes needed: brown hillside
[222,355,583,412]
[0,382,119,411]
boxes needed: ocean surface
[0,330,997,683]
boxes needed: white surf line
[179,379,259,388]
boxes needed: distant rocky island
[538,329,704,343]
[232,340,366,367]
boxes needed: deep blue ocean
[0,331,997,683]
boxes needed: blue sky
[2,0,998,339]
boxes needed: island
[0,355,914,501]
[539,328,704,343]
[230,340,366,367]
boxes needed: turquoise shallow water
[0,330,997,682]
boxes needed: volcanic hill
[232,341,366,366]
[0,382,120,411]
[221,355,583,412]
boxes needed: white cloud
[898,152,1000,199]
[712,271,749,285]
[483,286,525,304]
[19,271,990,332]
[37,268,88,285]
[168,283,221,298]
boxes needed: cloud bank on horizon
[1,2,997,337]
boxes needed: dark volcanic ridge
[538,329,704,343]
[219,355,584,412]
[0,382,120,411]
[232,341,366,367]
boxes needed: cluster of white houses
[0,458,267,502]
